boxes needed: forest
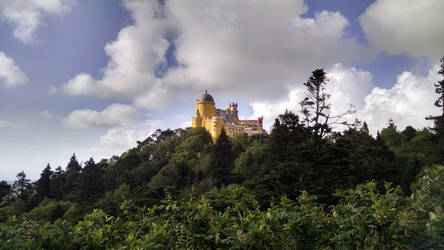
[0,59,443,249]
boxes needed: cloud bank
[62,0,372,109]
[0,51,28,87]
[360,65,440,133]
[360,0,444,58]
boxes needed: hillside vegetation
[1,63,444,249]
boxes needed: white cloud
[63,103,146,129]
[359,65,440,133]
[326,63,373,117]
[63,73,97,95]
[250,63,441,135]
[62,0,170,108]
[0,120,22,128]
[360,0,444,58]
[0,0,74,43]
[0,51,28,87]
[74,119,161,161]
[62,0,372,109]
[164,2,353,99]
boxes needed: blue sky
[0,0,443,180]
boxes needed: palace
[192,91,264,141]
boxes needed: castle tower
[195,90,216,119]
[230,102,239,122]
[192,90,221,141]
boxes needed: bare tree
[300,68,355,139]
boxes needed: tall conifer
[426,56,444,164]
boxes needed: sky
[0,0,443,180]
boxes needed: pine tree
[62,154,82,200]
[35,164,53,200]
[210,129,234,186]
[12,171,32,201]
[0,180,11,199]
[426,56,444,164]
[269,110,308,161]
[66,153,82,172]
[79,158,104,204]
[380,119,405,149]
[402,126,417,142]
[361,121,370,135]
[49,166,65,200]
[300,69,354,140]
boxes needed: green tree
[12,171,32,201]
[60,175,78,201]
[380,119,405,150]
[268,110,308,161]
[62,154,82,201]
[402,125,417,142]
[426,56,444,164]
[21,198,74,223]
[233,141,268,181]
[148,127,211,190]
[329,127,399,189]
[0,180,11,199]
[34,164,53,201]
[209,129,234,186]
[79,158,104,204]
[66,153,81,172]
[104,149,141,190]
[49,166,65,200]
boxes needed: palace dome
[199,90,214,102]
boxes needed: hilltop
[0,66,443,248]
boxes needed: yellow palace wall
[192,99,224,142]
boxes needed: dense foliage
[1,65,443,248]
[0,170,443,249]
